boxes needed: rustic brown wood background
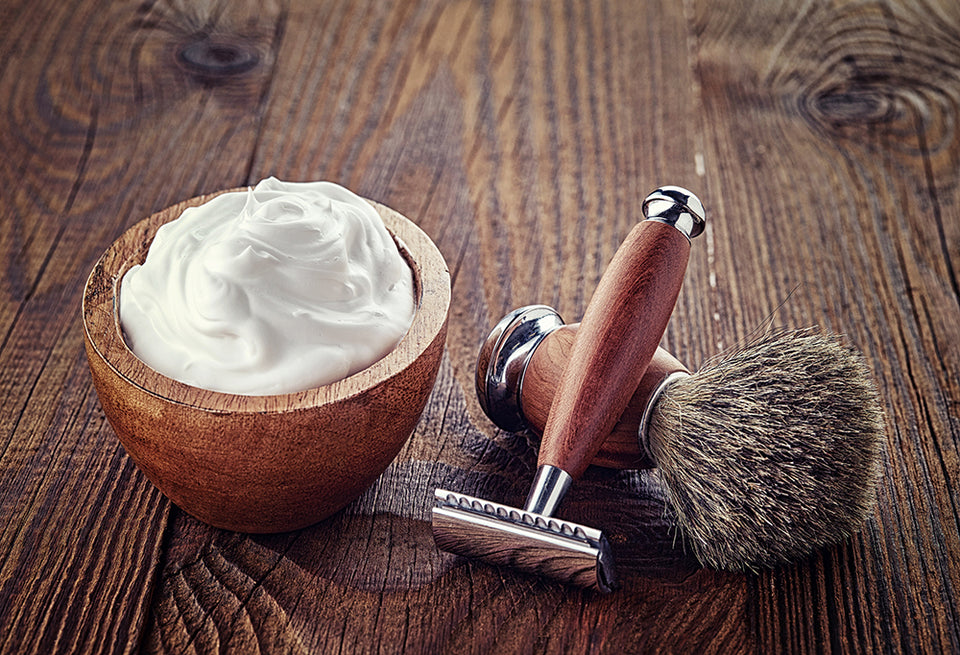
[2,0,958,653]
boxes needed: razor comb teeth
[432,489,616,592]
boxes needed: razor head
[432,489,617,593]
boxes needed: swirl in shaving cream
[119,177,415,395]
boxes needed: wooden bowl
[82,189,450,533]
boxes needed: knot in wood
[177,34,260,83]
[803,68,903,131]
[797,63,956,153]
[812,84,894,126]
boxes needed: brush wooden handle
[538,219,692,479]
[522,324,687,469]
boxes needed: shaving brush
[476,306,885,571]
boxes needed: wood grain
[2,0,288,651]
[1,0,958,653]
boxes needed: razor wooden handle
[523,324,687,469]
[538,220,691,479]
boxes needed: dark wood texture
[540,220,691,479]
[1,0,958,653]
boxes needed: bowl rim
[82,187,450,413]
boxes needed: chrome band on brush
[637,371,691,459]
[432,489,617,593]
[642,186,705,240]
[476,305,565,432]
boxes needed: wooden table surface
[2,0,958,653]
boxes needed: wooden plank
[0,0,957,653]
[0,0,287,652]
[693,0,960,652]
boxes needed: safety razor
[433,186,705,592]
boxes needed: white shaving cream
[119,177,415,395]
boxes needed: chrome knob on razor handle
[532,187,704,499]
[476,308,688,469]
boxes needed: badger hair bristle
[646,328,885,572]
